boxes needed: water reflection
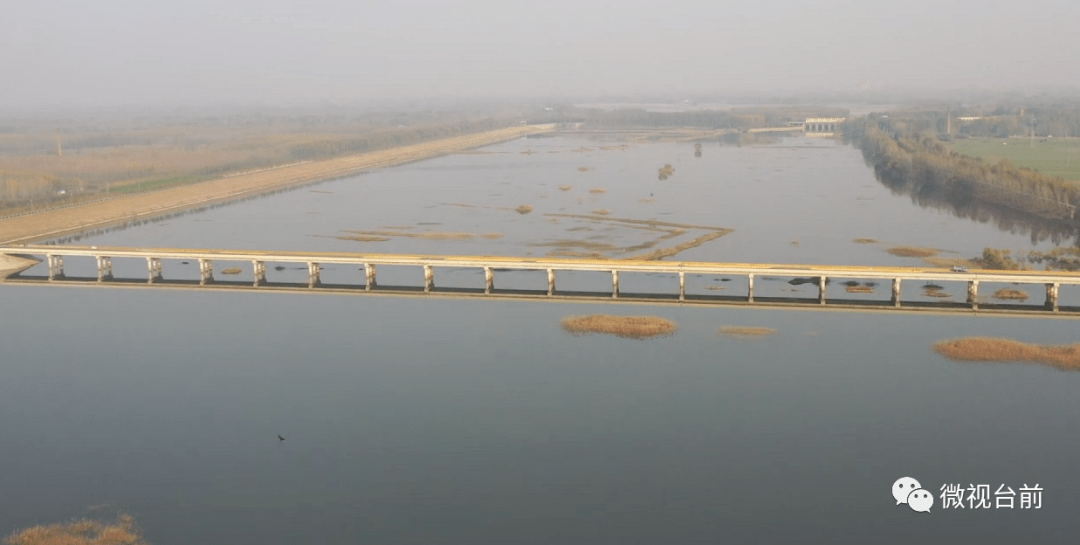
[868,158,1080,246]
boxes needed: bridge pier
[147,257,163,283]
[892,278,902,307]
[819,276,827,304]
[548,268,556,295]
[485,266,494,293]
[364,263,376,290]
[747,274,754,302]
[423,265,433,292]
[679,271,685,301]
[1046,282,1060,312]
[47,254,64,280]
[252,260,266,286]
[308,262,321,288]
[198,259,213,285]
[612,270,619,298]
[96,256,112,282]
[967,280,980,309]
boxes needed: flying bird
[278,435,285,441]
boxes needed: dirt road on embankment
[0,124,553,245]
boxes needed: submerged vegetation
[561,315,677,340]
[934,337,1080,372]
[719,326,777,336]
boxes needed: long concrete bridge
[3,245,1079,318]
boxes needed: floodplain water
[2,135,1079,544]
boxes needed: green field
[951,137,1080,181]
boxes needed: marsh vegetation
[3,513,145,545]
[719,326,777,336]
[934,337,1080,371]
[561,315,678,339]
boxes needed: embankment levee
[0,124,554,245]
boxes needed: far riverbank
[0,125,552,245]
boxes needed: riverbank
[0,125,552,244]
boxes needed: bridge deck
[4,245,1079,318]
[5,245,1079,284]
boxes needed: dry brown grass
[592,209,611,215]
[577,166,592,172]
[546,250,604,258]
[923,256,976,268]
[887,246,940,258]
[443,202,477,208]
[309,189,333,194]
[719,326,777,336]
[220,267,242,275]
[561,315,677,340]
[589,187,607,194]
[846,285,875,293]
[531,239,618,252]
[705,285,727,291]
[543,213,730,232]
[3,513,146,545]
[627,231,730,261]
[852,238,877,243]
[335,234,390,242]
[344,229,474,240]
[933,337,1080,371]
[1,125,547,244]
[515,204,534,214]
[558,184,573,191]
[572,147,594,153]
[637,196,656,203]
[480,232,504,239]
[993,288,1029,301]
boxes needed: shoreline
[0,124,552,245]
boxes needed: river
[1,135,1077,544]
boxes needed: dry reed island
[561,315,678,340]
[934,338,1080,372]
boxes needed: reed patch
[3,513,146,545]
[933,337,1080,371]
[561,315,677,340]
[719,326,777,336]
[887,246,940,258]
[992,288,1029,301]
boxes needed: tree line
[845,116,1080,222]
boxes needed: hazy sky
[3,0,1079,111]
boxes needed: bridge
[804,117,846,137]
[3,245,1079,318]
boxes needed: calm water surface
[2,136,1078,543]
